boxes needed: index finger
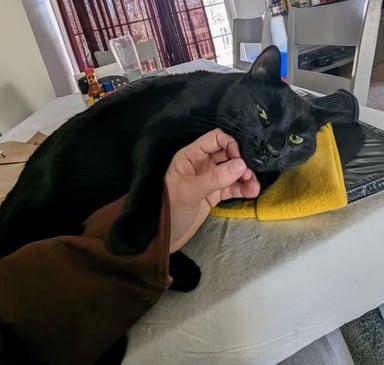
[186,128,241,159]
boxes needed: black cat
[0,45,347,365]
[0,46,339,277]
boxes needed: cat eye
[256,104,271,125]
[288,134,304,145]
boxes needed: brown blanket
[0,191,172,364]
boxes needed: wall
[0,0,55,134]
[22,0,76,97]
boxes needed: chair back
[94,50,116,66]
[135,38,162,70]
[95,38,161,71]
[287,0,382,105]
[232,13,272,71]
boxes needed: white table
[2,60,384,364]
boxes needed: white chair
[232,13,272,71]
[94,50,116,66]
[135,38,162,70]
[287,0,382,105]
[95,38,161,71]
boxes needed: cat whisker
[215,114,241,130]
[252,158,265,167]
[166,108,243,139]
[213,115,244,138]
[171,110,219,128]
[176,110,243,139]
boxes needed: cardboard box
[0,133,47,204]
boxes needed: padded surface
[301,87,384,204]
[336,121,384,203]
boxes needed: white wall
[0,0,55,134]
[22,0,77,97]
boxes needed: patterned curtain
[56,0,216,71]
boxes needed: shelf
[298,45,355,73]
[309,56,354,73]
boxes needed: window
[203,0,232,66]
[55,0,220,71]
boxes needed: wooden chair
[232,13,272,71]
[287,0,382,105]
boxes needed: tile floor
[368,62,384,111]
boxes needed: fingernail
[231,159,245,173]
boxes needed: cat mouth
[251,157,280,173]
[252,157,265,167]
[252,157,273,172]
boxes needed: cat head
[217,45,344,173]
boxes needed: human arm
[0,129,260,364]
[165,128,260,253]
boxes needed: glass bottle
[109,34,142,82]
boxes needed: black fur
[0,45,345,365]
[0,46,339,267]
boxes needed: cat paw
[169,251,201,292]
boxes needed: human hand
[165,128,260,253]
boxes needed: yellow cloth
[210,123,348,220]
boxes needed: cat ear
[247,45,282,83]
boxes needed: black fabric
[336,121,384,203]
[311,88,359,124]
[303,88,384,204]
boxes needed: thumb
[200,158,247,195]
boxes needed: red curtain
[57,0,216,71]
